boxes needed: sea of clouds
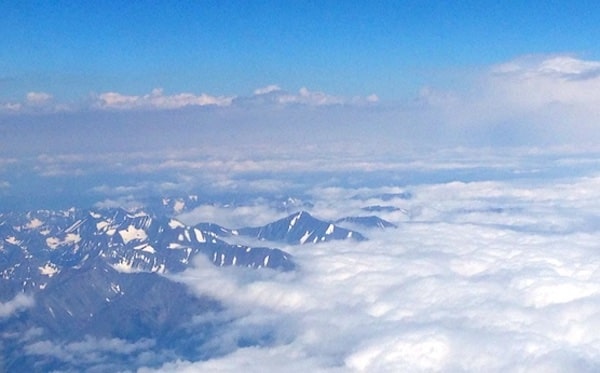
[3,135,600,371]
[134,155,600,372]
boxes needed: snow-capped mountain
[0,207,371,371]
[0,207,297,372]
[0,207,294,298]
[237,211,366,244]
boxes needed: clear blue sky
[2,0,600,101]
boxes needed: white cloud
[93,88,234,110]
[0,102,22,112]
[0,294,34,318]
[26,91,53,105]
[94,196,144,210]
[0,91,60,113]
[143,162,600,372]
[247,85,378,107]
[176,203,283,228]
[494,55,600,80]
[3,55,600,148]
[253,84,282,95]
[489,55,600,108]
[276,87,345,106]
[416,54,600,145]
[365,93,379,103]
[25,336,156,367]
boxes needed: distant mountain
[353,191,412,201]
[0,207,369,371]
[149,194,314,217]
[377,192,412,201]
[362,205,402,213]
[0,207,294,298]
[237,211,366,244]
[0,206,297,371]
[335,216,397,229]
[195,222,235,239]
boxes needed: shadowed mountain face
[0,207,298,372]
[2,260,221,371]
[0,207,294,298]
[198,211,366,245]
[0,207,374,371]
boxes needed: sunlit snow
[119,225,148,244]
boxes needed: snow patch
[65,233,81,245]
[89,211,102,219]
[96,221,110,231]
[194,228,206,243]
[111,259,138,273]
[325,224,335,235]
[110,282,122,294]
[168,219,185,229]
[173,200,185,213]
[119,225,148,244]
[25,218,43,229]
[300,231,312,244]
[288,212,302,232]
[134,243,156,254]
[45,237,60,249]
[38,262,59,277]
[5,236,19,245]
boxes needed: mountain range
[0,207,390,371]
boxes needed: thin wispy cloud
[416,54,600,145]
[0,294,34,318]
[25,92,53,105]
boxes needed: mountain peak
[239,211,366,244]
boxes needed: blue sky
[3,1,600,155]
[3,1,600,101]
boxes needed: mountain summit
[238,211,366,244]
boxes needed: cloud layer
[4,54,600,149]
[0,294,34,318]
[93,88,234,110]
[139,162,600,372]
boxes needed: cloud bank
[138,164,600,372]
[4,54,600,151]
[93,88,235,110]
[416,54,600,145]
